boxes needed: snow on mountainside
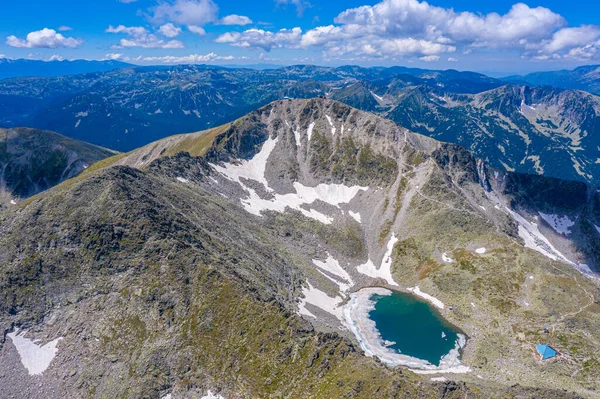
[1,99,599,398]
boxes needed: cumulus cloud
[215,0,600,61]
[6,28,83,48]
[158,23,182,38]
[48,54,65,61]
[419,55,439,62]
[219,14,253,26]
[58,26,73,31]
[106,25,184,48]
[448,57,457,62]
[216,28,302,51]
[150,0,218,26]
[188,25,206,35]
[139,52,234,63]
[104,53,124,60]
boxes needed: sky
[2,0,600,75]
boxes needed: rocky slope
[0,127,116,208]
[505,65,600,96]
[0,99,598,398]
[339,83,600,186]
[2,64,600,186]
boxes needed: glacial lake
[368,290,461,366]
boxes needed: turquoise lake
[369,291,462,366]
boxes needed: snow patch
[595,224,600,234]
[298,282,343,320]
[183,110,191,115]
[475,247,486,254]
[370,91,384,102]
[7,330,62,375]
[211,136,367,225]
[431,377,447,382]
[10,199,17,205]
[307,122,315,141]
[441,253,454,263]
[348,210,361,223]
[325,115,336,135]
[176,177,189,183]
[343,288,469,372]
[201,391,224,399]
[357,234,398,286]
[407,286,445,309]
[312,255,354,293]
[539,213,575,236]
[74,119,81,128]
[293,129,301,147]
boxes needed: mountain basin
[344,287,468,372]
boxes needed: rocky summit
[1,99,599,398]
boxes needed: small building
[536,344,557,360]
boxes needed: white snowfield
[306,122,315,141]
[595,224,600,234]
[441,252,454,263]
[325,115,336,135]
[312,254,354,294]
[539,212,575,236]
[407,286,445,310]
[357,234,399,286]
[176,177,189,183]
[475,247,486,254]
[7,330,62,375]
[298,282,344,320]
[343,288,469,373]
[348,210,362,223]
[211,136,367,225]
[201,391,224,399]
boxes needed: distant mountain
[0,58,131,80]
[6,63,600,185]
[0,127,116,207]
[341,83,600,186]
[504,65,600,95]
[1,99,598,397]
[0,64,503,152]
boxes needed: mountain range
[1,64,599,186]
[0,127,116,208]
[0,58,131,80]
[0,99,598,398]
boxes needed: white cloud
[448,57,457,62]
[6,28,83,48]
[219,14,253,26]
[58,26,73,31]
[139,52,234,63]
[216,0,600,61]
[188,25,206,35]
[48,54,65,61]
[104,53,124,60]
[158,23,182,38]
[106,25,184,48]
[419,55,439,62]
[150,0,218,26]
[118,0,138,3]
[216,28,302,51]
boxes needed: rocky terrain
[0,99,598,398]
[2,64,599,187]
[0,127,116,209]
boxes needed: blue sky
[2,0,600,74]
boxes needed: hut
[536,344,557,360]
